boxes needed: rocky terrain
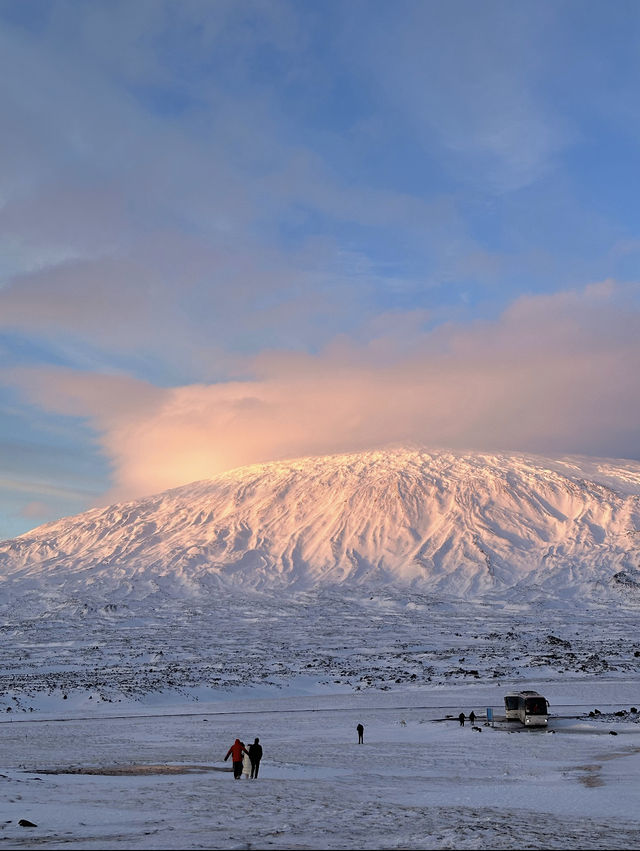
[1,588,639,713]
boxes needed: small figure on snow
[458,712,466,727]
[469,711,476,725]
[249,737,263,778]
[224,738,249,779]
[357,722,364,744]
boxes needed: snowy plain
[1,593,640,850]
[1,448,640,849]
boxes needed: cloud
[2,2,640,535]
[3,0,612,394]
[5,280,640,505]
[341,1,572,192]
[19,500,51,520]
[0,4,485,376]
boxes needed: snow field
[2,448,640,848]
[1,682,640,850]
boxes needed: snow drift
[1,447,640,603]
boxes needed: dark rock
[18,819,37,827]
[609,730,618,735]
[546,634,572,649]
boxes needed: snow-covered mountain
[2,447,640,604]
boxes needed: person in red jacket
[224,738,249,779]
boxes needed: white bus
[504,690,549,726]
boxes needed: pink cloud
[5,281,640,505]
[19,500,51,520]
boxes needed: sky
[1,0,640,538]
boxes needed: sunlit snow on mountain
[2,447,640,605]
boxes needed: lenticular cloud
[6,280,640,504]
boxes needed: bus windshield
[525,697,547,715]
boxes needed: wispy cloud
[0,475,98,502]
[340,1,573,192]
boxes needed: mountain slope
[1,448,640,603]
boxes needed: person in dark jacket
[469,711,476,725]
[224,738,249,779]
[249,737,263,779]
[458,712,466,727]
[357,723,364,744]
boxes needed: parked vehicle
[504,690,549,726]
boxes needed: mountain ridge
[2,447,640,604]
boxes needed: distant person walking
[458,712,466,727]
[469,711,476,725]
[224,738,249,779]
[249,737,263,779]
[357,723,364,744]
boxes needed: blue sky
[1,0,640,538]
